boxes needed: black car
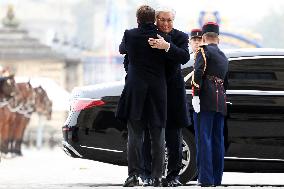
[62,48,284,184]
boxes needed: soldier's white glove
[192,96,200,113]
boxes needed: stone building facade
[0,25,82,147]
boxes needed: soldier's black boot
[123,175,139,187]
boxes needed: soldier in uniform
[116,5,170,187]
[191,22,229,187]
[189,28,202,53]
[188,28,202,73]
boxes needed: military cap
[190,29,202,39]
[202,22,219,35]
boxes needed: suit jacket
[192,43,229,115]
[116,23,169,128]
[164,29,191,128]
[120,28,191,128]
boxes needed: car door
[225,57,284,160]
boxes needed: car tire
[179,128,198,184]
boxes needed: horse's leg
[14,113,24,156]
[1,130,9,154]
[0,108,4,154]
[8,112,16,154]
[1,107,12,155]
[6,108,12,153]
[10,112,19,155]
[17,117,30,156]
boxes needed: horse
[6,81,35,156]
[10,84,52,155]
[1,79,53,156]
[0,74,17,155]
[34,86,52,120]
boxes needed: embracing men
[116,5,190,187]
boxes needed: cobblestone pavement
[1,147,284,189]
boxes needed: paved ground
[1,147,284,188]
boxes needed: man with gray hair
[147,6,191,187]
[117,5,170,187]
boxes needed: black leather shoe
[161,178,169,187]
[152,178,162,187]
[168,178,183,187]
[123,175,139,187]
[142,178,152,187]
[199,183,215,187]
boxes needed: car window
[228,58,284,91]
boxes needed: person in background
[191,22,228,187]
[189,28,202,54]
[187,28,203,74]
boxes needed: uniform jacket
[164,29,191,128]
[192,43,229,115]
[116,23,169,128]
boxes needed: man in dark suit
[147,7,191,187]
[191,22,228,187]
[116,5,169,187]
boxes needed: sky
[1,0,283,48]
[151,0,284,31]
[1,0,283,32]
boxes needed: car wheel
[179,128,198,184]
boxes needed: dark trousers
[143,127,183,180]
[193,111,225,186]
[127,119,165,178]
[165,127,183,180]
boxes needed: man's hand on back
[148,34,170,51]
